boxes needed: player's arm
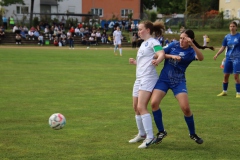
[129,58,136,65]
[165,54,181,61]
[152,45,165,66]
[213,46,226,60]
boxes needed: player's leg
[233,59,240,98]
[151,85,168,144]
[129,80,146,143]
[137,90,155,148]
[118,43,122,56]
[174,83,203,144]
[218,58,232,96]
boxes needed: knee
[234,74,240,83]
[182,108,192,116]
[151,100,159,111]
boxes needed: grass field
[0,46,240,160]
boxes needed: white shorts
[132,77,158,97]
[114,40,121,45]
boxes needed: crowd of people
[2,21,128,48]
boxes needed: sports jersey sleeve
[164,41,175,54]
[222,35,228,46]
[152,39,163,53]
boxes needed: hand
[172,55,181,61]
[184,37,194,46]
[129,58,136,65]
[152,59,159,66]
[213,54,218,60]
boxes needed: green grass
[0,46,240,160]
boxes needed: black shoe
[190,134,203,144]
[154,130,167,144]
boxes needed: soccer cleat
[217,91,227,96]
[236,93,240,98]
[129,134,146,143]
[190,134,203,144]
[138,138,155,149]
[154,130,167,144]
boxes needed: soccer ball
[49,113,66,130]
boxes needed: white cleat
[138,138,155,149]
[129,134,146,143]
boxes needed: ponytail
[193,39,215,51]
[183,29,215,51]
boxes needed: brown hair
[140,20,165,36]
[230,21,238,27]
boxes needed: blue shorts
[154,80,188,96]
[224,58,240,74]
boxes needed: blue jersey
[159,41,196,86]
[222,33,240,59]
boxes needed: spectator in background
[38,33,44,46]
[30,26,36,32]
[131,33,137,48]
[167,27,173,34]
[53,37,58,46]
[203,34,207,47]
[2,16,8,29]
[68,34,74,49]
[165,38,169,46]
[81,35,88,45]
[180,26,185,33]
[44,26,49,35]
[0,27,5,38]
[69,26,75,37]
[9,16,15,29]
[107,34,112,44]
[122,19,126,31]
[78,23,83,29]
[13,24,20,33]
[60,32,67,46]
[96,30,101,45]
[101,30,107,43]
[33,30,40,39]
[20,29,26,39]
[79,27,84,37]
[23,25,29,34]
[75,27,80,36]
[131,22,135,32]
[28,30,35,40]
[15,33,21,44]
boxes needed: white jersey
[136,37,160,79]
[113,30,122,42]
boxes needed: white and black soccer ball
[49,113,66,130]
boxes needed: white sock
[141,113,154,139]
[135,115,145,136]
[119,48,122,55]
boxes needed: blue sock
[152,109,164,132]
[223,82,228,91]
[236,83,240,93]
[184,115,195,135]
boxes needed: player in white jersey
[128,21,165,148]
[113,26,122,56]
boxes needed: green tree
[187,0,202,15]
[0,0,25,6]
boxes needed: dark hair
[182,29,214,51]
[140,20,165,36]
[230,21,238,27]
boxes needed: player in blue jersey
[213,21,240,98]
[128,21,165,149]
[151,29,214,145]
